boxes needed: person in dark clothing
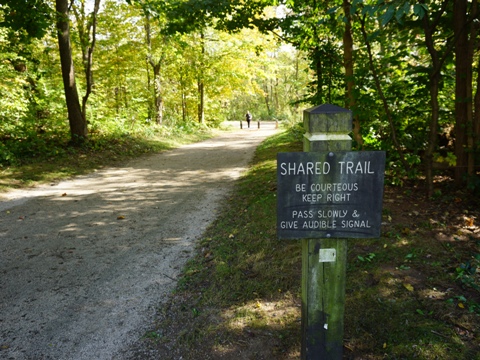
[245,111,252,128]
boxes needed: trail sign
[277,151,386,239]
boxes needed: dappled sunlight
[224,299,299,330]
[203,297,301,359]
[419,287,448,301]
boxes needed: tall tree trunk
[468,0,479,180]
[153,64,164,125]
[422,10,443,198]
[197,32,205,123]
[264,82,271,115]
[197,80,204,123]
[274,77,279,112]
[56,0,87,143]
[453,0,471,185]
[182,91,187,122]
[82,0,101,119]
[315,48,323,104]
[425,75,441,197]
[475,57,480,177]
[72,0,101,120]
[144,13,164,125]
[343,0,363,148]
[144,14,153,120]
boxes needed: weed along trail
[0,123,278,360]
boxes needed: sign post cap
[304,104,351,114]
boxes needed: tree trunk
[315,47,323,104]
[422,11,442,198]
[82,0,101,119]
[72,0,101,120]
[264,83,271,115]
[182,92,187,122]
[425,74,441,197]
[343,0,363,148]
[453,0,471,185]
[197,80,204,123]
[56,0,87,143]
[144,12,164,125]
[468,0,479,180]
[153,64,164,125]
[197,32,205,123]
[475,57,480,176]
[180,72,187,122]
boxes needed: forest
[0,0,479,196]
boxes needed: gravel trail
[0,124,278,360]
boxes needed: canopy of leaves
[0,0,52,39]
[159,0,278,34]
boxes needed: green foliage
[163,0,277,34]
[0,0,52,40]
[357,252,376,263]
[455,254,480,293]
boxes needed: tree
[0,0,51,40]
[95,0,147,120]
[0,0,88,143]
[453,0,480,186]
[143,10,167,125]
[72,0,102,122]
[370,0,480,194]
[56,0,87,143]
[343,0,363,148]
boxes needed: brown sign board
[277,151,386,239]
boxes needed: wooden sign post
[277,104,386,359]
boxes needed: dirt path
[0,124,278,360]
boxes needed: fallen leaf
[117,215,125,220]
[403,283,414,292]
[458,302,465,309]
[465,217,474,227]
[61,193,67,197]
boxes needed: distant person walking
[245,111,252,128]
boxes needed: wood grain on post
[301,104,352,359]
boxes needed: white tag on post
[319,248,336,262]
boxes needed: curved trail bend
[0,124,278,360]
